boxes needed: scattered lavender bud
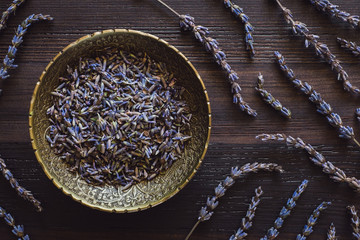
[308,0,360,28]
[274,0,360,95]
[337,37,360,57]
[185,162,283,240]
[0,206,30,239]
[229,186,263,240]
[0,0,26,31]
[260,180,308,240]
[255,73,292,119]
[296,201,331,240]
[223,0,255,57]
[274,51,360,146]
[257,133,360,192]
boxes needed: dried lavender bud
[0,0,26,31]
[179,14,257,117]
[257,133,360,192]
[327,223,337,240]
[348,205,360,240]
[356,108,360,122]
[296,201,331,240]
[337,37,360,57]
[0,14,53,94]
[229,186,263,240]
[47,49,192,188]
[223,0,255,57]
[0,206,30,239]
[274,51,359,145]
[185,162,283,240]
[260,180,308,240]
[0,157,42,211]
[255,73,291,119]
[274,0,360,95]
[308,0,360,28]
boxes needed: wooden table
[0,0,359,239]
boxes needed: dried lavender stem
[327,223,337,240]
[274,51,359,146]
[223,0,255,57]
[255,73,291,119]
[296,201,331,240]
[185,162,283,240]
[0,0,26,31]
[229,186,263,240]
[348,205,360,240]
[155,0,257,117]
[0,157,42,211]
[337,38,360,57]
[355,108,360,122]
[260,179,308,240]
[257,133,360,192]
[308,0,360,28]
[275,0,360,95]
[0,14,53,95]
[0,206,30,240]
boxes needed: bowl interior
[29,29,211,212]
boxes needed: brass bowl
[29,29,211,213]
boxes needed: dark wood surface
[0,0,359,239]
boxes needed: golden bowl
[29,29,211,213]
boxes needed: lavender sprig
[275,0,360,95]
[255,73,292,119]
[179,14,257,116]
[274,51,360,146]
[337,38,360,57]
[223,0,255,57]
[257,133,360,191]
[0,14,53,95]
[229,186,263,240]
[260,179,308,240]
[0,206,30,240]
[0,0,26,31]
[308,0,360,28]
[0,157,42,212]
[327,223,337,240]
[185,162,283,240]
[296,201,331,240]
[348,205,360,240]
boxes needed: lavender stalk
[348,205,360,240]
[229,186,263,240]
[0,206,30,240]
[296,201,331,240]
[185,162,283,240]
[356,108,360,122]
[255,73,292,119]
[274,51,360,147]
[0,157,42,212]
[155,0,257,117]
[0,0,26,31]
[223,0,255,57]
[0,14,53,95]
[274,0,360,95]
[308,0,360,28]
[261,180,308,240]
[257,133,360,191]
[337,37,360,57]
[327,223,337,240]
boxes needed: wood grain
[0,0,359,239]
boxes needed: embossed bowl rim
[29,29,211,213]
